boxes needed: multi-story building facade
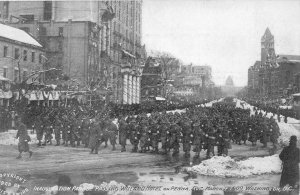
[248,28,300,98]
[172,64,213,101]
[141,57,164,100]
[0,0,146,104]
[0,23,44,105]
[0,23,44,83]
[177,64,212,87]
[247,61,260,96]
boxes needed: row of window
[2,46,43,63]
[2,67,42,83]
[111,0,142,34]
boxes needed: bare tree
[151,51,182,81]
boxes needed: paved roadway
[0,140,284,195]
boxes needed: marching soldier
[181,117,193,157]
[54,116,62,146]
[260,121,268,148]
[81,119,90,148]
[74,120,82,147]
[118,116,128,152]
[217,129,230,156]
[36,116,44,146]
[106,119,118,151]
[64,119,73,147]
[169,121,181,156]
[139,124,150,153]
[43,117,53,146]
[205,122,216,158]
[88,120,100,154]
[241,121,249,145]
[192,121,203,158]
[149,119,160,153]
[16,120,33,159]
[284,115,288,123]
[160,120,171,154]
[129,119,139,152]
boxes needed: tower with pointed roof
[261,28,276,67]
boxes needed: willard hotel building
[0,1,146,104]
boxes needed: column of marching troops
[20,100,281,159]
[244,98,298,120]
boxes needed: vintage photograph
[0,0,299,194]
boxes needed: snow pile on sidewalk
[278,123,300,146]
[167,109,186,114]
[186,154,281,178]
[202,98,224,107]
[0,130,37,145]
[234,99,299,145]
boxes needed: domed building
[225,76,234,86]
[222,76,242,96]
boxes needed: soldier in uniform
[160,120,171,154]
[106,119,118,151]
[129,119,139,152]
[181,117,193,157]
[241,121,249,145]
[169,121,181,156]
[233,119,242,145]
[284,115,288,123]
[192,121,203,158]
[277,109,281,122]
[74,119,82,147]
[60,114,67,145]
[64,118,72,147]
[249,119,258,146]
[36,116,44,146]
[260,120,268,148]
[43,116,53,146]
[54,116,62,146]
[217,128,230,156]
[81,118,90,148]
[205,122,216,158]
[149,119,160,153]
[88,120,100,154]
[269,118,280,148]
[118,116,128,152]
[15,120,33,159]
[139,122,150,153]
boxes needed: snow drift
[0,130,37,145]
[186,154,281,178]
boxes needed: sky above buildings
[142,0,300,86]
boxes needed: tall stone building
[248,28,300,98]
[0,1,146,104]
[247,61,260,95]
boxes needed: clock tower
[261,28,276,67]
